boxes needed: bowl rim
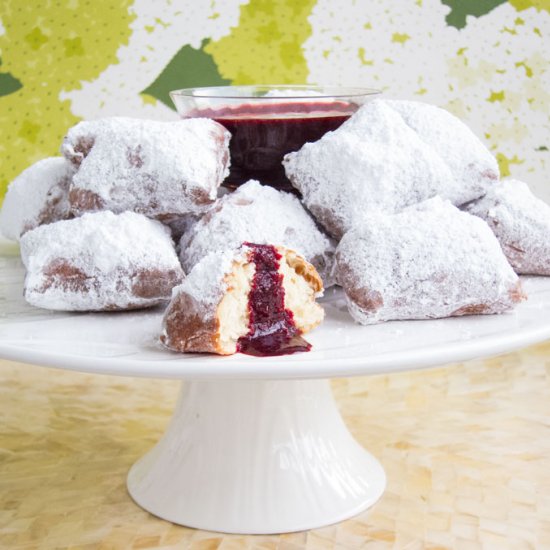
[169,84,381,100]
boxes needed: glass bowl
[170,85,380,193]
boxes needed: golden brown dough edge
[160,292,223,354]
[282,247,323,294]
[30,258,183,311]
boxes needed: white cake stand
[2,247,550,534]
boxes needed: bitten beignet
[21,211,184,311]
[161,244,324,356]
[335,197,525,325]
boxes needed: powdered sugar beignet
[62,117,230,218]
[465,179,550,275]
[178,180,336,285]
[335,197,525,325]
[0,157,74,241]
[284,99,498,239]
[21,211,184,311]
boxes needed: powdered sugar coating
[62,117,231,217]
[178,180,336,285]
[21,211,184,311]
[0,157,74,241]
[171,247,246,317]
[465,179,550,275]
[335,197,524,325]
[386,100,498,198]
[161,246,251,354]
[284,99,498,239]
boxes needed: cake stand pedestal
[127,378,385,534]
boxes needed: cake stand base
[127,378,386,534]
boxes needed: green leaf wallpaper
[0,57,22,98]
[441,0,509,29]
[0,0,548,204]
[141,40,230,109]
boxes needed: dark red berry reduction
[237,243,311,357]
[189,101,356,193]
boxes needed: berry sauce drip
[188,101,356,193]
[237,243,311,357]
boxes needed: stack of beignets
[2,96,549,356]
[1,117,231,312]
[283,99,550,324]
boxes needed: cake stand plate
[2,248,550,533]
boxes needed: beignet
[465,179,550,275]
[284,99,498,238]
[178,180,336,285]
[335,197,525,324]
[0,157,74,241]
[62,117,230,218]
[21,211,184,311]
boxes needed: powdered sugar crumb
[465,179,550,275]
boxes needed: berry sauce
[237,243,311,357]
[189,101,356,193]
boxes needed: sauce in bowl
[205,101,355,192]
[170,86,379,193]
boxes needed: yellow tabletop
[1,342,549,550]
